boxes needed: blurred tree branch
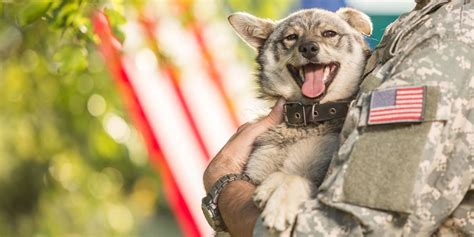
[0,1,170,236]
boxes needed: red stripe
[190,24,240,128]
[93,12,201,237]
[371,107,423,112]
[371,112,422,117]
[396,101,423,105]
[369,116,422,123]
[397,93,423,96]
[397,95,423,99]
[138,14,211,162]
[396,99,423,101]
[370,110,422,117]
[396,100,423,103]
[397,92,423,97]
[397,91,423,95]
[171,0,240,128]
[396,97,423,100]
[163,66,211,161]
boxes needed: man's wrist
[202,173,255,232]
[218,180,259,237]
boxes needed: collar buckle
[284,101,351,127]
[284,102,306,127]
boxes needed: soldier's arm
[204,154,259,237]
[380,36,474,234]
[203,98,285,237]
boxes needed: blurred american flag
[92,1,262,236]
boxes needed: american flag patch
[368,86,426,125]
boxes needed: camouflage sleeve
[253,200,364,236]
[379,35,474,235]
[436,191,474,236]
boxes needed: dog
[228,7,372,234]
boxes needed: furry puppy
[228,8,372,233]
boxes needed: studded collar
[284,101,350,127]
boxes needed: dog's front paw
[261,187,299,232]
[259,174,312,232]
[253,172,286,209]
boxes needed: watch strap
[202,173,253,231]
[209,173,253,202]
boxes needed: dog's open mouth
[287,63,339,98]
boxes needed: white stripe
[157,17,237,156]
[397,91,423,95]
[126,59,213,236]
[369,113,422,120]
[371,104,422,111]
[396,100,423,104]
[396,95,423,99]
[181,73,236,156]
[123,50,213,236]
[199,19,264,123]
[370,108,422,115]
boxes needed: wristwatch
[201,173,253,232]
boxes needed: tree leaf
[17,1,53,26]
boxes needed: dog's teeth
[323,66,330,83]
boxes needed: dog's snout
[298,42,319,59]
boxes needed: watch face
[201,203,217,229]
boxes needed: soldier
[203,0,474,236]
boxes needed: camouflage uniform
[254,0,474,236]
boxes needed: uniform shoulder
[431,0,474,44]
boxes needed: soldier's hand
[203,97,285,192]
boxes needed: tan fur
[228,8,372,235]
[336,8,373,36]
[228,13,275,49]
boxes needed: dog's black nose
[299,42,319,59]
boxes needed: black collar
[284,101,350,127]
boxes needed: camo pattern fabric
[254,0,474,236]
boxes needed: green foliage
[17,0,53,26]
[104,8,127,43]
[0,0,179,236]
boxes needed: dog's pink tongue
[302,64,325,98]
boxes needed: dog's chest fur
[245,118,344,190]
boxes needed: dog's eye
[285,34,298,41]
[322,30,337,38]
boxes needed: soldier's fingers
[219,98,285,158]
[244,98,286,138]
[263,97,286,125]
[254,97,286,128]
[209,98,286,174]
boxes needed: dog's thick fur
[229,8,372,234]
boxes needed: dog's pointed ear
[336,8,372,36]
[228,12,275,50]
